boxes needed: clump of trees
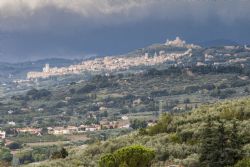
[51,147,68,159]
[77,84,96,94]
[99,145,155,167]
[210,88,236,99]
[11,88,52,101]
[140,113,174,135]
[26,88,52,100]
[6,142,22,150]
[130,119,147,129]
[9,145,65,165]
[145,65,245,78]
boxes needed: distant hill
[0,37,248,82]
[199,39,239,47]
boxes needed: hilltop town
[27,37,198,79]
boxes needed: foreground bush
[0,147,12,163]
[99,145,155,167]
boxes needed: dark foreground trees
[99,145,155,167]
[200,117,242,167]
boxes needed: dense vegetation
[23,98,250,167]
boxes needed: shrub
[147,113,174,135]
[6,142,22,150]
[130,119,147,129]
[77,84,96,94]
[99,153,117,167]
[0,148,13,162]
[26,88,51,100]
[120,108,129,114]
[178,130,193,143]
[234,158,250,167]
[99,145,155,167]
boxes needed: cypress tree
[217,120,228,167]
[200,115,219,167]
[200,118,243,167]
[227,120,242,166]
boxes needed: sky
[0,0,250,62]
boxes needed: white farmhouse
[0,130,6,139]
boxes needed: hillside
[1,38,250,128]
[24,98,250,167]
[1,65,250,128]
[1,39,250,166]
[0,66,249,166]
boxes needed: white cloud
[0,0,249,31]
[0,0,154,31]
[0,0,151,15]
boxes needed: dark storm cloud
[0,0,250,62]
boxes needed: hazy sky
[0,0,250,62]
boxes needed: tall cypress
[227,120,242,166]
[200,118,243,167]
[199,115,219,167]
[217,120,228,167]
